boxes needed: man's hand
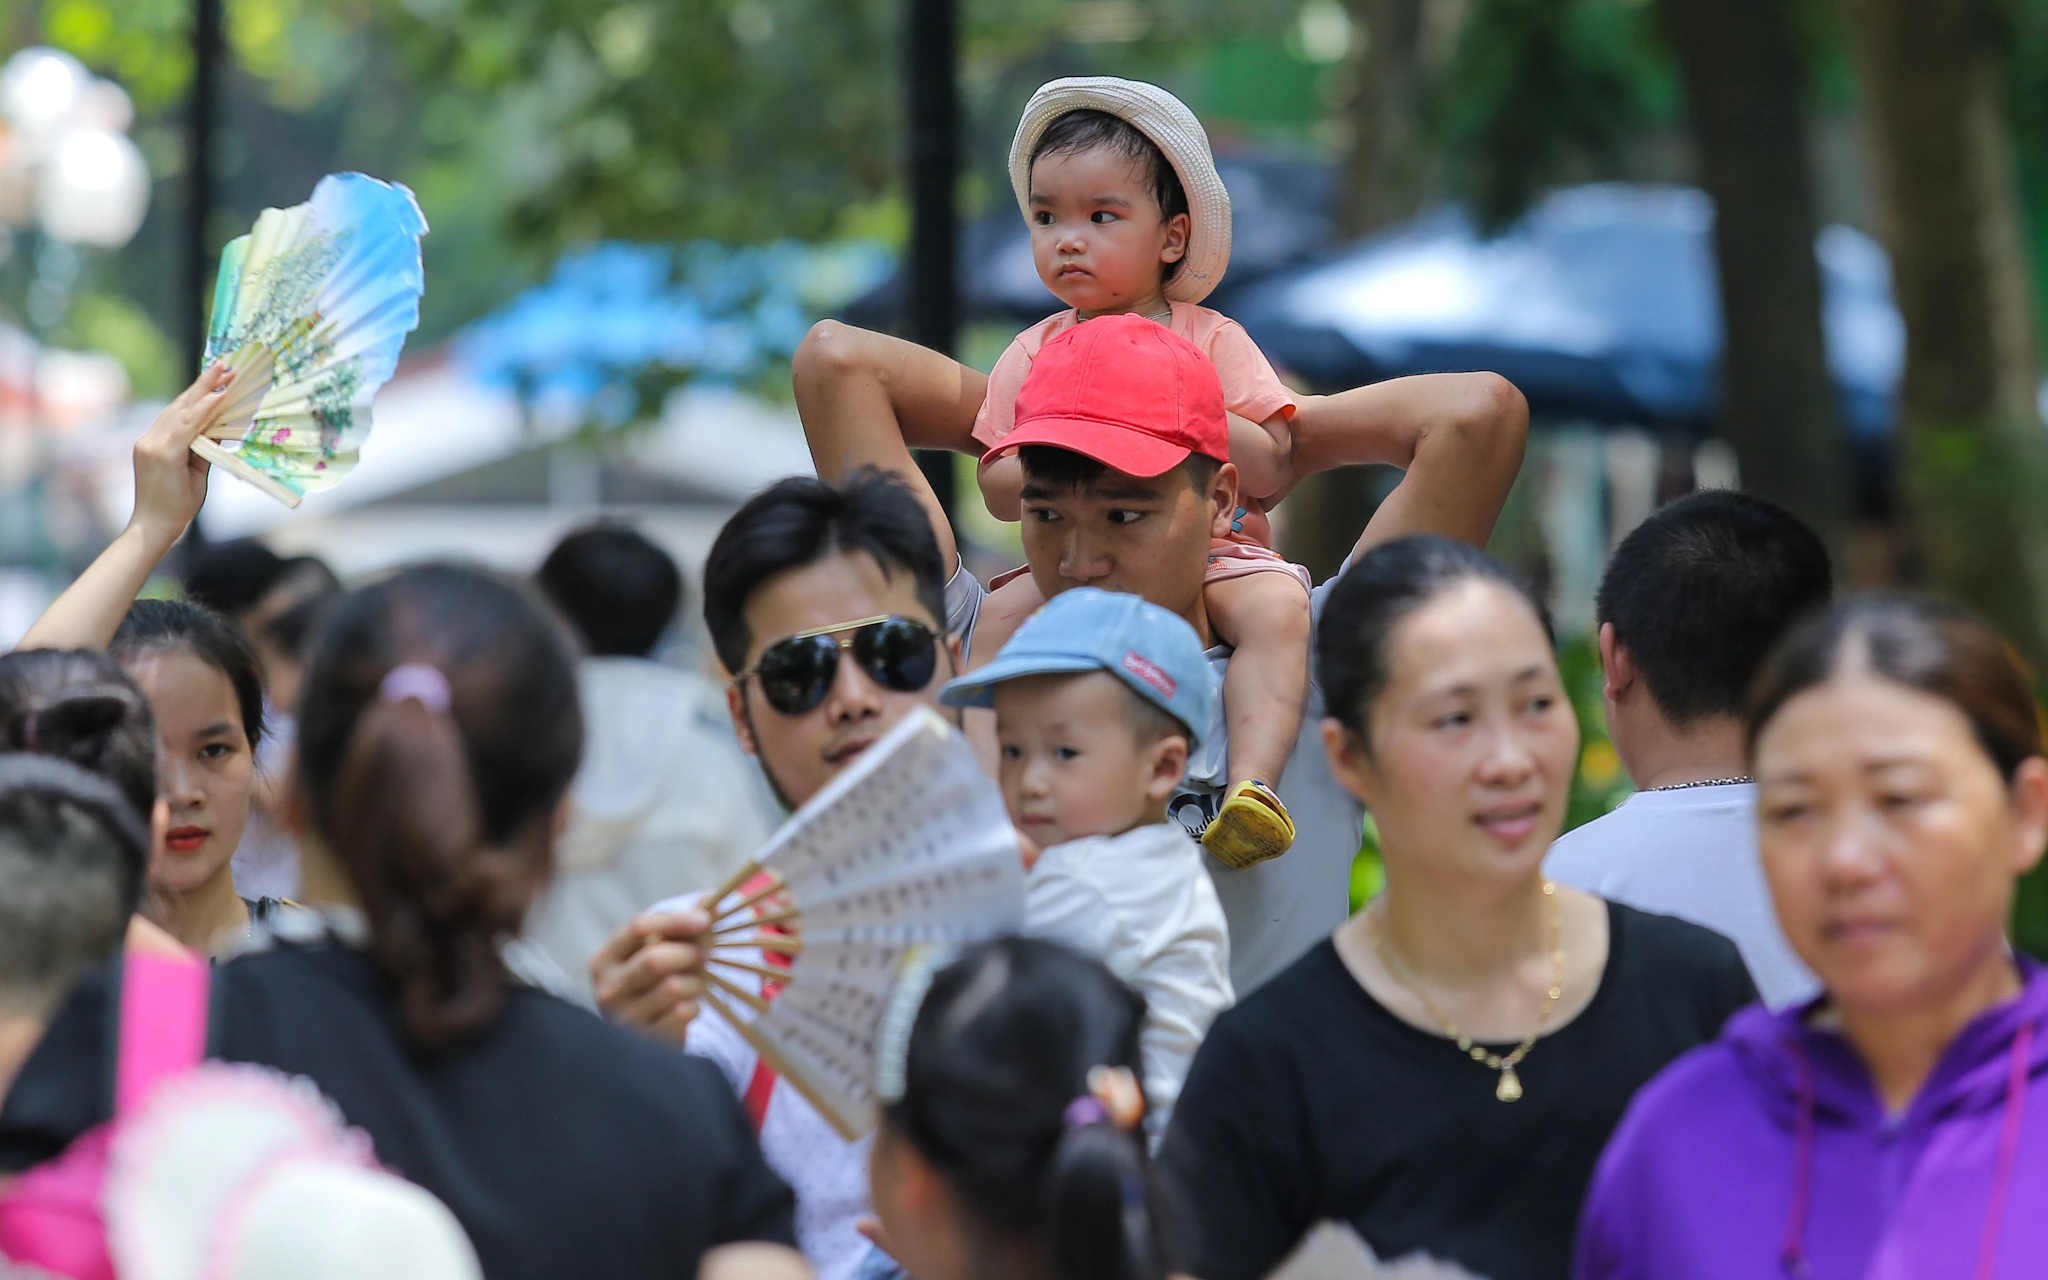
[589,909,712,1044]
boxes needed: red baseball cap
[989,312,1230,477]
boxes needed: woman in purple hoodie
[1577,594,2048,1280]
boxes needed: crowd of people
[0,72,2045,1280]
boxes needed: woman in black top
[1160,537,1755,1280]
[2,564,800,1280]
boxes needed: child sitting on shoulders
[855,76,1453,869]
[940,584,1233,1135]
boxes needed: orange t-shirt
[971,302,1298,452]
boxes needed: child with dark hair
[527,521,776,1000]
[938,587,1232,1137]
[870,936,1181,1280]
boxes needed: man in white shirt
[525,524,778,1002]
[1544,490,1831,1008]
[594,472,968,1280]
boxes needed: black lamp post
[183,0,220,376]
[905,0,958,517]
[178,0,221,557]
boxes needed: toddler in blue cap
[941,586,1233,1135]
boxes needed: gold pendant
[1496,1066,1523,1102]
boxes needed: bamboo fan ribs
[193,172,428,508]
[696,706,1025,1139]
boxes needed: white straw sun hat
[1008,76,1233,305]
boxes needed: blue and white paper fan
[193,172,427,508]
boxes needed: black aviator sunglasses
[735,615,941,716]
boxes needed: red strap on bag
[733,873,795,1136]
[742,1060,777,1133]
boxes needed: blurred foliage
[1437,0,1678,230]
[59,291,181,396]
[3,0,1325,365]
[452,239,891,433]
[377,0,1315,259]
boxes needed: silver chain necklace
[1648,776,1753,792]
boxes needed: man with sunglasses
[787,312,1527,994]
[587,467,957,1280]
[588,469,960,1039]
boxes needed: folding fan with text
[698,706,1026,1139]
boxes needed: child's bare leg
[1206,572,1312,790]
[792,320,989,571]
[1227,410,1294,502]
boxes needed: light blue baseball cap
[939,586,1217,746]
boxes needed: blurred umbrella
[1217,184,1902,442]
[454,240,891,431]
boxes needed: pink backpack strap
[114,949,212,1117]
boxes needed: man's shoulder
[1543,804,1638,886]
[1546,788,1760,889]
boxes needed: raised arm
[790,320,988,572]
[18,362,240,651]
[1289,371,1528,561]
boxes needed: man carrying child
[789,74,1525,991]
[792,308,1522,991]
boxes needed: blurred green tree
[1847,0,2048,668]
[1659,0,1847,562]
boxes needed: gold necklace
[1366,881,1564,1102]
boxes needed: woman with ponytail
[869,936,1180,1280]
[1,564,803,1280]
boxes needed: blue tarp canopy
[1217,184,1903,439]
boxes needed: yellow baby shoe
[1201,780,1296,869]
